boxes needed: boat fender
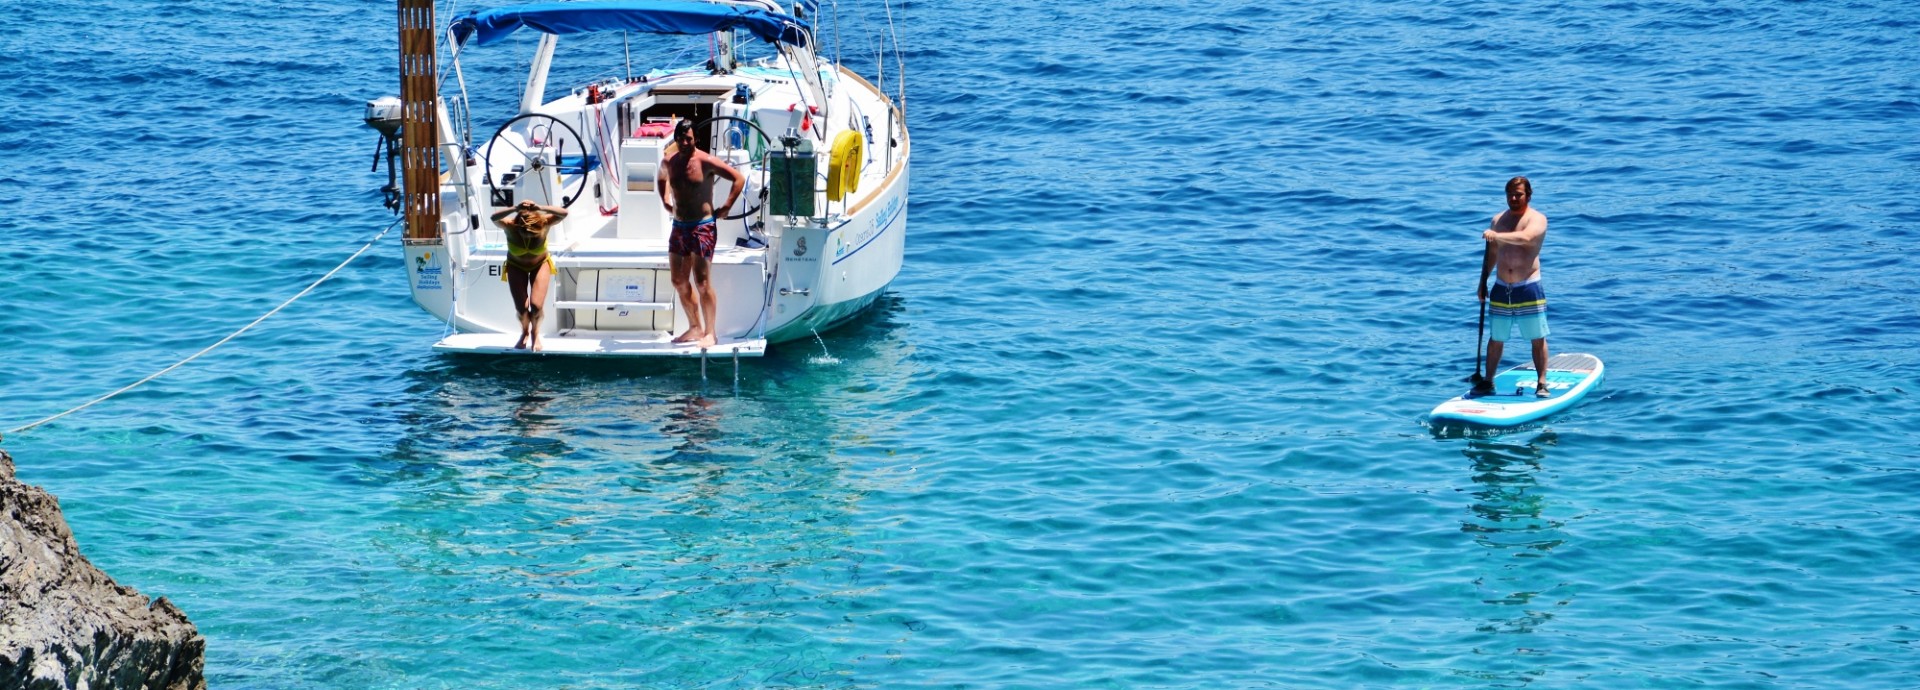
[826,130,864,202]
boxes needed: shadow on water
[384,291,916,465]
[339,294,924,684]
[1453,432,1574,687]
[369,294,920,504]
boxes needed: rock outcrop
[1,449,205,690]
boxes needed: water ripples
[4,0,1920,687]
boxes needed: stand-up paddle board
[1430,353,1604,427]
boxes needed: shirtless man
[1477,176,1551,397]
[657,119,743,348]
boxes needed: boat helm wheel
[826,130,864,203]
[695,115,774,221]
[483,113,589,209]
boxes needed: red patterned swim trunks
[669,218,716,260]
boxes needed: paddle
[1469,290,1487,387]
[1467,240,1492,389]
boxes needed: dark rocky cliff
[0,450,205,690]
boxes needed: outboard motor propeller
[364,96,405,213]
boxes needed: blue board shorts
[1487,277,1549,342]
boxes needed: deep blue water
[5,0,1920,687]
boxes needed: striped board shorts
[1488,277,1548,341]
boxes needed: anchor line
[2,220,402,440]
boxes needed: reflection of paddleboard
[1430,353,1604,427]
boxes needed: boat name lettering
[837,194,902,259]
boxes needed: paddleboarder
[1476,176,1551,397]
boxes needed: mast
[397,0,443,240]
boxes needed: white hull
[397,8,908,358]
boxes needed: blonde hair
[514,208,554,233]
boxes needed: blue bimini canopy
[452,1,809,48]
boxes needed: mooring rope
[2,220,402,440]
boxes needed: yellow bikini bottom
[501,253,555,281]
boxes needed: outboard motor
[364,96,404,212]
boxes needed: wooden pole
[397,0,442,240]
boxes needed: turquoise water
[6,0,1920,687]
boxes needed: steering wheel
[483,113,589,209]
[695,115,775,221]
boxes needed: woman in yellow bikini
[491,200,569,351]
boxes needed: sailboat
[365,0,908,358]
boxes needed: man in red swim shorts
[658,119,743,347]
